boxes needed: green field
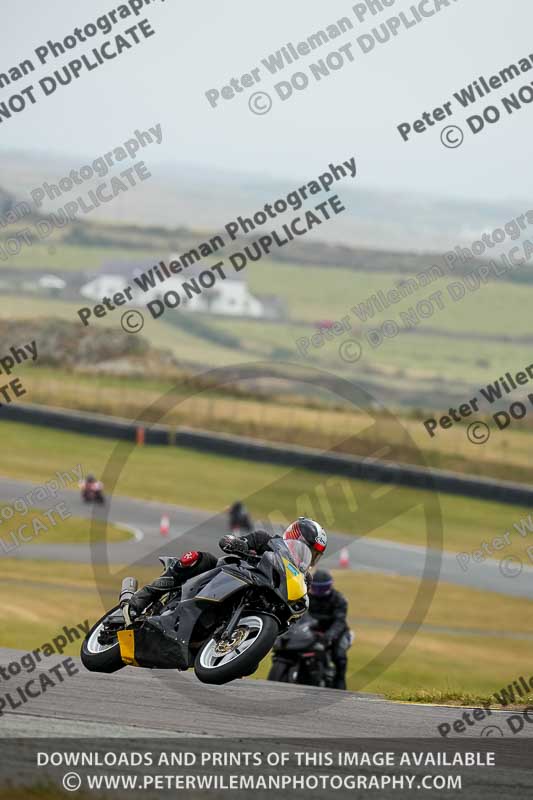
[0,419,530,556]
[248,259,533,334]
[3,250,533,395]
[0,242,157,272]
[0,506,132,546]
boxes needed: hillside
[0,149,530,252]
[0,318,178,377]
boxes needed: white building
[80,275,127,302]
[179,270,265,317]
[80,257,282,320]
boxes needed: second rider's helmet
[309,569,334,597]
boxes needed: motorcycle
[80,538,310,685]
[267,614,336,687]
[80,480,105,504]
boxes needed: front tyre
[267,659,291,683]
[80,606,125,674]
[194,613,278,685]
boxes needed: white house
[179,271,265,317]
[80,275,127,302]
[134,257,267,318]
[80,256,277,319]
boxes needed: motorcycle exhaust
[119,576,138,608]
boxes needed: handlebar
[217,553,262,566]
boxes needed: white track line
[116,522,144,542]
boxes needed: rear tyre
[267,660,291,683]
[194,613,278,685]
[80,606,125,674]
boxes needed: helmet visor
[284,539,312,573]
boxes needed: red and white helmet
[283,517,327,568]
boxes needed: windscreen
[283,539,312,573]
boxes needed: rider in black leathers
[228,501,253,533]
[308,570,351,690]
[128,517,327,619]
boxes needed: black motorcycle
[80,538,310,685]
[267,615,336,687]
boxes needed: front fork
[219,597,247,642]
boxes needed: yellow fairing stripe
[283,558,307,601]
[117,629,139,666]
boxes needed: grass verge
[0,506,132,547]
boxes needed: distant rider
[80,474,104,501]
[308,569,351,690]
[228,501,253,534]
[128,517,327,619]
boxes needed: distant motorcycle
[267,614,336,687]
[80,478,105,504]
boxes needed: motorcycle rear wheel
[194,613,278,685]
[80,606,125,673]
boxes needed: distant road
[2,477,533,599]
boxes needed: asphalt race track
[1,648,532,740]
[2,477,533,599]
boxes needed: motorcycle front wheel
[194,613,278,685]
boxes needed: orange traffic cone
[160,515,170,536]
[339,547,350,568]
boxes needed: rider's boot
[333,657,347,690]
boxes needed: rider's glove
[219,534,249,555]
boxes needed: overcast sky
[1,0,532,204]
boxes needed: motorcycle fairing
[117,546,309,671]
[189,569,251,602]
[282,558,307,601]
[273,618,316,653]
[119,568,253,670]
[117,629,139,666]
